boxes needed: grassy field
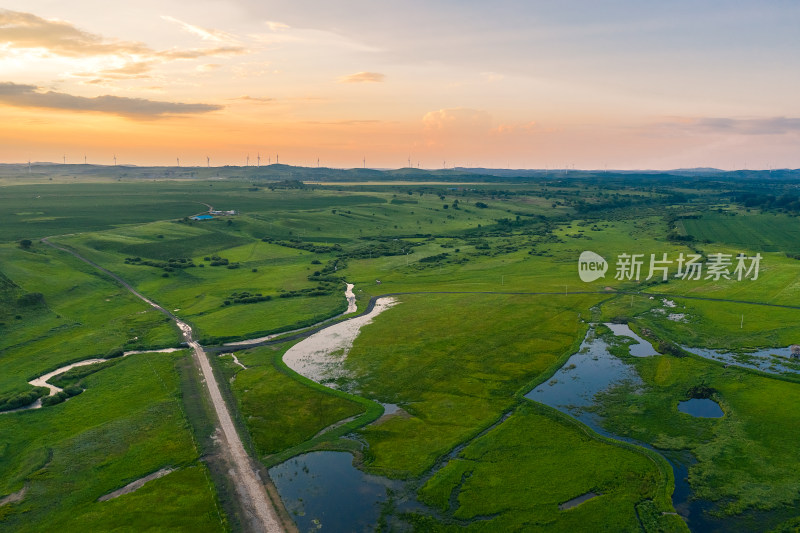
[4,172,800,531]
[343,293,604,478]
[587,343,800,528]
[678,211,800,254]
[413,402,683,532]
[217,344,366,458]
[0,351,224,531]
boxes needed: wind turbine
[63,155,66,165]
[257,152,261,167]
[113,154,117,166]
[276,154,279,164]
[84,154,87,165]
[28,159,31,173]
[207,156,210,168]
[177,157,180,167]
[363,156,366,169]
[246,154,250,167]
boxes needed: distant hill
[1,163,799,183]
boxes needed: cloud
[492,121,537,135]
[0,9,247,73]
[302,119,384,126]
[75,61,156,81]
[231,95,275,104]
[338,71,385,83]
[0,9,150,57]
[197,63,222,72]
[160,15,238,43]
[158,46,246,59]
[265,21,290,31]
[423,108,492,132]
[0,82,222,118]
[664,116,800,136]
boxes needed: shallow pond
[269,451,417,532]
[525,327,643,427]
[682,345,800,376]
[603,323,658,357]
[524,325,719,531]
[678,398,724,418]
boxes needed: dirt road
[42,238,285,533]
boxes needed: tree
[19,239,32,249]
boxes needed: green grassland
[413,402,682,532]
[0,243,178,393]
[588,342,800,527]
[3,171,800,531]
[344,293,604,477]
[678,211,800,254]
[216,344,366,458]
[0,351,224,531]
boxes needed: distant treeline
[735,192,800,213]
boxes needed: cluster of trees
[0,387,49,412]
[125,256,197,270]
[418,252,449,263]
[268,179,307,190]
[223,291,272,306]
[41,385,83,407]
[16,292,45,307]
[279,282,339,299]
[736,192,800,213]
[261,237,342,254]
[345,238,418,259]
[686,383,717,399]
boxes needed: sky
[1,0,799,170]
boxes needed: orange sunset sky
[1,1,799,170]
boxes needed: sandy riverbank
[283,297,397,386]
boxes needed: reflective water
[603,323,658,357]
[525,327,643,428]
[270,451,420,533]
[678,398,723,418]
[682,345,800,376]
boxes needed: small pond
[525,326,643,427]
[603,323,658,357]
[682,345,800,377]
[678,398,724,418]
[270,451,420,532]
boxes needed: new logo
[578,251,608,282]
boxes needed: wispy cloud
[0,9,149,57]
[265,21,290,32]
[158,46,246,60]
[423,108,491,132]
[75,61,156,81]
[338,71,385,83]
[302,119,384,126]
[663,116,800,135]
[0,82,222,119]
[0,9,247,83]
[160,15,238,43]
[230,95,275,104]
